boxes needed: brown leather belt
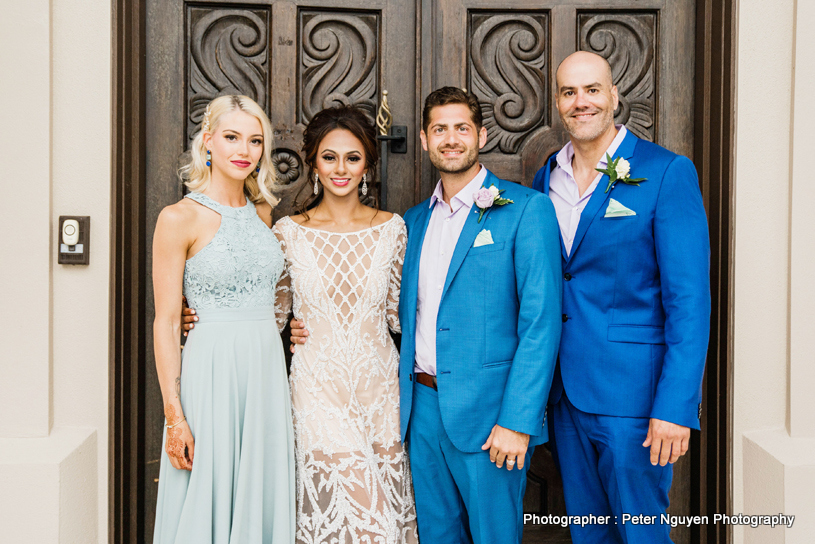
[415,372,437,390]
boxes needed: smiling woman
[150,95,295,543]
[270,105,418,544]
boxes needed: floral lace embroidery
[183,192,283,310]
[273,215,416,544]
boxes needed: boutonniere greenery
[473,185,514,223]
[597,154,647,193]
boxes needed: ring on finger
[506,459,516,466]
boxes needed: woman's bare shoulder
[369,209,394,227]
[158,198,200,226]
[287,213,308,226]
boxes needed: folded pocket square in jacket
[473,229,494,247]
[604,198,636,217]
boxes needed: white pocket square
[473,229,494,247]
[604,198,636,217]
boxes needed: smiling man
[398,86,562,544]
[532,52,711,543]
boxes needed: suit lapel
[567,130,639,262]
[403,201,433,336]
[543,157,569,262]
[441,172,498,300]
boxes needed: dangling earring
[256,161,261,173]
[361,173,368,196]
[313,172,320,195]
[206,149,212,167]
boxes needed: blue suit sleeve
[651,155,711,429]
[496,193,562,436]
[531,165,546,193]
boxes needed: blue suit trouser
[408,383,531,544]
[551,394,673,544]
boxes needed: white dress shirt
[414,166,488,376]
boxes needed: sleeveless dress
[153,192,295,544]
[272,215,418,544]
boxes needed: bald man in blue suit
[531,52,710,543]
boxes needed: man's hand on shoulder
[481,425,530,471]
[643,418,690,466]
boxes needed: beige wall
[0,0,111,541]
[733,0,815,542]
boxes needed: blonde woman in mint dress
[151,95,294,543]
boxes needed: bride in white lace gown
[274,106,418,544]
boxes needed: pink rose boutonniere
[473,185,513,223]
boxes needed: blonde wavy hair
[181,95,280,206]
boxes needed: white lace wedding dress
[273,214,418,544]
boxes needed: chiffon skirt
[153,306,295,544]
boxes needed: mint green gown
[153,192,295,543]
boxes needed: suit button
[564,273,572,281]
[562,314,569,322]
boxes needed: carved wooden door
[425,1,695,543]
[142,0,695,542]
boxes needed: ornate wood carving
[299,11,379,124]
[468,12,549,154]
[579,12,657,142]
[187,7,270,144]
[271,148,302,185]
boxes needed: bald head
[556,51,613,90]
[555,51,619,144]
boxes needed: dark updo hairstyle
[295,105,379,219]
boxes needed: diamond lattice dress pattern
[273,214,418,544]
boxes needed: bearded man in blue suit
[531,52,711,543]
[398,87,562,543]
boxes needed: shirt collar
[556,125,628,176]
[429,165,488,211]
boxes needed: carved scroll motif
[271,149,302,185]
[579,13,657,142]
[187,8,269,144]
[469,12,549,154]
[299,12,379,124]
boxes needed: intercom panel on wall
[58,216,90,265]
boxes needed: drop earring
[256,161,261,173]
[313,172,320,195]
[361,173,368,196]
[206,149,212,167]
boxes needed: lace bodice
[273,215,405,337]
[183,192,284,310]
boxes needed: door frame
[109,1,735,541]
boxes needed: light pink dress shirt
[549,125,627,255]
[414,166,488,376]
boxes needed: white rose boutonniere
[473,184,513,223]
[597,154,647,193]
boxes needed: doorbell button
[62,219,80,246]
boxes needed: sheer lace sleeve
[273,225,293,333]
[386,218,407,334]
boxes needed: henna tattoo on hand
[164,403,186,462]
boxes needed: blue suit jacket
[532,131,710,429]
[399,170,562,452]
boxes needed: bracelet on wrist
[166,417,186,429]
